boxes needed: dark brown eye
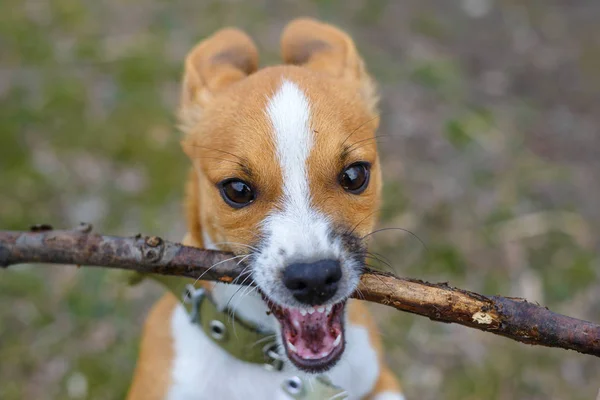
[218,179,255,208]
[339,162,370,194]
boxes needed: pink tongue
[286,309,339,359]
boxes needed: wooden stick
[1,224,599,357]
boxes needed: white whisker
[212,241,260,252]
[230,285,259,330]
[193,254,247,286]
[250,334,277,348]
[225,273,257,337]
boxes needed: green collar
[149,274,283,369]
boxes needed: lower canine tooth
[333,334,341,347]
[287,341,297,353]
[325,305,332,313]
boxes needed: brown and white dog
[127,18,404,400]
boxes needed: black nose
[283,259,342,305]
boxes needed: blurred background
[1,1,599,399]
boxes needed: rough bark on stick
[1,226,599,358]
[0,224,245,283]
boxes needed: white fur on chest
[167,304,379,400]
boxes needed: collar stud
[209,320,227,341]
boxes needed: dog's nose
[283,259,342,305]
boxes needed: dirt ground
[1,1,599,399]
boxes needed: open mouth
[263,295,346,373]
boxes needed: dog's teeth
[299,309,307,316]
[333,334,341,347]
[287,341,297,353]
[320,352,329,358]
[317,307,325,313]
[307,307,315,315]
[325,305,332,313]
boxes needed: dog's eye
[218,179,255,208]
[339,162,370,194]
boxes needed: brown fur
[127,293,178,400]
[281,18,379,115]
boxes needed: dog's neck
[202,230,276,331]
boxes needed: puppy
[127,18,404,400]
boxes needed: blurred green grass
[1,1,599,399]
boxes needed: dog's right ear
[179,28,258,131]
[281,18,378,114]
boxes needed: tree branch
[1,225,599,357]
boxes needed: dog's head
[180,19,381,373]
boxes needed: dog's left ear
[179,28,259,131]
[281,18,378,114]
